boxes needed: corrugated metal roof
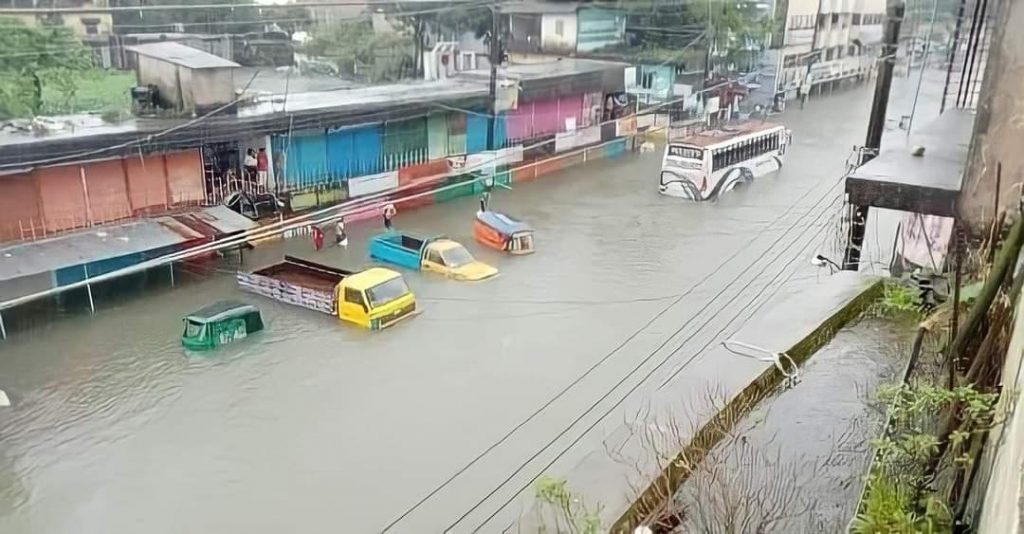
[0,220,194,282]
[127,42,240,70]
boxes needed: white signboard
[460,146,526,173]
[555,132,576,153]
[348,170,398,197]
[706,96,720,115]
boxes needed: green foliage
[874,282,922,317]
[689,1,776,73]
[41,69,135,116]
[853,384,999,533]
[303,20,414,83]
[533,476,603,534]
[0,18,93,118]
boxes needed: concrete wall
[975,285,1024,531]
[137,56,184,110]
[540,14,577,54]
[959,0,1024,234]
[190,68,236,110]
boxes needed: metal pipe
[906,0,940,136]
[0,310,6,340]
[84,265,95,314]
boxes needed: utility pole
[486,5,501,152]
[842,2,904,271]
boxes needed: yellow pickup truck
[237,256,417,330]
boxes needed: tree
[302,20,414,83]
[691,1,776,74]
[0,18,92,119]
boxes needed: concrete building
[127,42,241,115]
[504,1,626,57]
[0,0,113,38]
[775,0,886,99]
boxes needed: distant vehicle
[474,211,535,255]
[660,121,791,201]
[369,232,498,281]
[181,301,264,351]
[237,256,416,330]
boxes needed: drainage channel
[671,316,915,532]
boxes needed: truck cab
[337,268,417,330]
[422,239,498,281]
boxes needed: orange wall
[124,155,168,212]
[83,159,131,224]
[0,177,42,241]
[36,164,87,232]
[0,149,207,242]
[165,150,205,205]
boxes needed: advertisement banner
[899,212,955,270]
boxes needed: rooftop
[0,207,254,295]
[675,121,785,148]
[501,1,580,14]
[0,58,627,169]
[845,110,975,218]
[187,301,260,323]
[127,42,241,70]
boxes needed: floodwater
[675,318,914,532]
[0,72,945,533]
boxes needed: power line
[476,206,842,533]
[385,167,847,531]
[444,176,847,532]
[0,0,487,15]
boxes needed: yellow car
[422,239,499,281]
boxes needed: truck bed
[237,256,353,315]
[369,233,429,271]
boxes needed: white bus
[659,122,791,201]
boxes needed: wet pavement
[0,71,946,533]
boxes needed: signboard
[555,126,601,152]
[899,213,955,270]
[456,146,526,174]
[615,115,638,137]
[706,96,720,115]
[555,132,576,153]
[495,79,519,112]
[348,170,398,197]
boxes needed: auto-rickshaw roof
[477,210,532,235]
[186,301,261,323]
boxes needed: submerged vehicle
[181,301,264,350]
[660,121,791,201]
[237,256,416,330]
[369,232,498,281]
[474,211,535,254]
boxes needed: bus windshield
[667,145,703,160]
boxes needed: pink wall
[505,95,587,141]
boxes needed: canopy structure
[187,301,260,323]
[476,211,532,236]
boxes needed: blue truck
[368,232,498,281]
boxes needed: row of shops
[0,58,639,308]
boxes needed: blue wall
[466,112,508,153]
[327,124,383,179]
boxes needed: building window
[554,19,564,36]
[783,54,799,68]
[82,17,100,35]
[852,13,862,25]
[826,48,834,61]
[640,71,655,89]
[831,13,839,24]
[849,44,858,56]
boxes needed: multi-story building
[0,0,113,39]
[775,0,886,100]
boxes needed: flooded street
[0,73,943,533]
